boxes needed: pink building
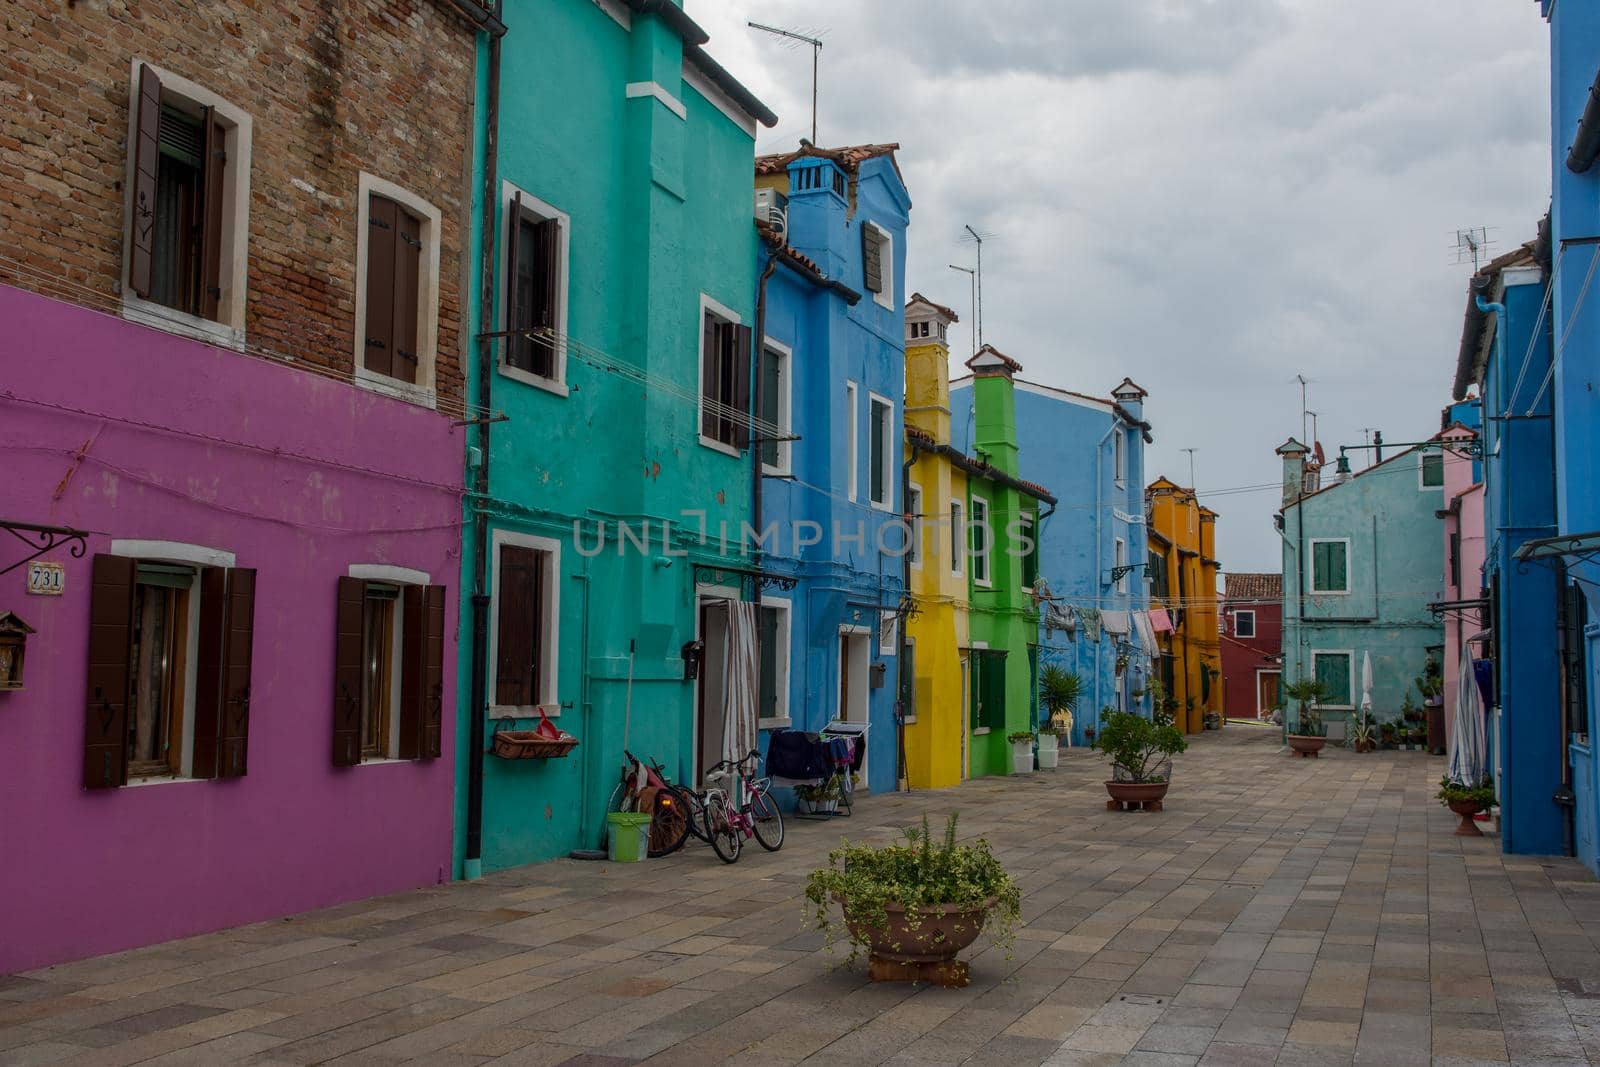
[1438,423,1487,752]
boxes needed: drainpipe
[1093,419,1117,717]
[464,6,505,882]
[750,253,777,579]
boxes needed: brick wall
[0,0,477,405]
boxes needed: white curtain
[1447,644,1486,785]
[722,601,760,770]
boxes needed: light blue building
[753,143,910,793]
[1454,240,1563,857]
[955,377,1154,743]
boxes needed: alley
[4,730,1600,1067]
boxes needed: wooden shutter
[982,650,1008,730]
[363,195,397,378]
[84,554,136,789]
[129,64,162,299]
[192,566,227,778]
[504,192,524,371]
[701,312,719,439]
[861,225,883,294]
[731,323,753,449]
[198,107,227,322]
[399,584,446,759]
[193,567,256,778]
[333,576,365,766]
[533,217,560,378]
[392,205,422,385]
[495,546,538,707]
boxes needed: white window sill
[498,361,569,397]
[902,715,917,725]
[973,578,993,589]
[490,703,561,719]
[973,727,991,736]
[1309,589,1351,596]
[121,296,245,350]
[124,774,207,789]
[872,292,892,311]
[356,757,411,767]
[698,435,741,458]
[761,463,792,478]
[869,498,894,513]
[758,717,792,731]
[354,366,438,410]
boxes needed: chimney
[1373,430,1384,464]
[1112,377,1148,424]
[904,293,959,443]
[1276,438,1310,506]
[967,344,1022,473]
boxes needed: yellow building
[901,294,970,788]
[1146,479,1223,733]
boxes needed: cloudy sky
[692,0,1553,573]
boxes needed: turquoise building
[1275,437,1445,736]
[456,0,776,876]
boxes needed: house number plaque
[26,562,65,596]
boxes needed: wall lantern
[680,640,705,681]
[0,612,35,691]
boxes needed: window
[1309,538,1350,594]
[1019,513,1038,590]
[907,483,923,568]
[1233,610,1256,639]
[869,393,894,509]
[358,585,400,759]
[1311,651,1353,708]
[699,298,751,452]
[970,648,1006,731]
[1148,549,1169,600]
[879,611,898,656]
[910,320,931,339]
[123,62,251,340]
[1421,451,1444,488]
[950,500,964,576]
[758,600,791,728]
[489,534,559,713]
[901,638,917,723]
[503,186,568,389]
[970,495,991,586]
[333,568,445,766]
[355,174,442,401]
[846,382,859,501]
[83,550,255,788]
[1114,429,1127,487]
[1449,531,1461,589]
[862,221,893,309]
[759,341,791,474]
[1114,537,1127,595]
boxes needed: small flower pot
[1448,799,1485,836]
[1354,739,1376,753]
[1037,733,1059,769]
[1105,779,1168,812]
[1011,742,1034,774]
[1287,734,1326,758]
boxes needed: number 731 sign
[26,562,65,596]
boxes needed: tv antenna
[1296,374,1309,447]
[1454,227,1496,272]
[948,264,976,358]
[959,225,995,349]
[749,22,823,143]
[1181,448,1199,491]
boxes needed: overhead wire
[1524,242,1600,416]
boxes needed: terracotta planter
[840,896,996,986]
[1448,799,1485,836]
[1353,739,1376,753]
[1105,779,1169,812]
[1287,734,1326,758]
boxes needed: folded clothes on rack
[766,729,832,782]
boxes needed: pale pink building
[1438,423,1486,751]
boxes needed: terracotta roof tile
[966,343,1022,373]
[1225,572,1282,601]
[907,292,959,322]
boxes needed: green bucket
[606,812,652,863]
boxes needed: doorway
[695,595,732,786]
[959,652,971,782]
[838,625,871,788]
[1256,669,1281,719]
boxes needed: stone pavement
[6,728,1600,1067]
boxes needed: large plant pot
[1448,799,1485,836]
[841,897,996,986]
[1287,734,1326,759]
[1037,734,1059,769]
[1105,779,1168,812]
[1011,742,1034,774]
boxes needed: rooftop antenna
[1306,410,1319,452]
[959,225,995,348]
[749,22,823,143]
[1454,227,1496,272]
[1296,374,1309,446]
[948,264,976,358]
[1181,448,1199,491]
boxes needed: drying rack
[794,720,870,821]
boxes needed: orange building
[1146,479,1223,733]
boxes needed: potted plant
[805,813,1021,986]
[1039,664,1084,735]
[1283,677,1330,757]
[1379,720,1397,748]
[1007,731,1036,774]
[1114,648,1131,677]
[1036,722,1062,769]
[1438,775,1496,836]
[1349,713,1376,753]
[795,776,843,815]
[1094,707,1187,811]
[1417,659,1444,708]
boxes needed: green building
[952,346,1051,777]
[456,0,776,877]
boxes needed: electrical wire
[1502,245,1561,413]
[1524,242,1600,417]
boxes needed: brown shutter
[861,225,882,294]
[198,107,227,322]
[392,205,422,385]
[535,218,560,378]
[400,584,446,759]
[129,64,162,299]
[218,568,255,777]
[84,554,136,789]
[732,323,753,450]
[504,191,524,370]
[192,566,227,779]
[701,312,719,439]
[495,546,537,707]
[363,195,397,378]
[333,576,365,767]
[398,585,448,758]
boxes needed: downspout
[464,5,504,881]
[1093,419,1117,717]
[750,253,777,579]
[899,438,921,791]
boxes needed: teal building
[456,0,777,876]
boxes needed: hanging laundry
[1078,606,1102,642]
[1102,610,1131,637]
[1150,608,1174,634]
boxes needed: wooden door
[1258,672,1280,719]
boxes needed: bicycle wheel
[748,788,784,852]
[647,787,692,858]
[707,795,742,864]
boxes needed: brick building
[0,0,492,970]
[1220,572,1283,719]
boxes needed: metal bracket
[692,562,798,596]
[1110,562,1146,584]
[1,519,89,577]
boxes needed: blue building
[955,377,1154,744]
[752,143,910,793]
[1453,240,1563,857]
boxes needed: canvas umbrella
[1359,652,1373,721]
[1447,644,1486,785]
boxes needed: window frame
[759,338,793,476]
[696,294,745,456]
[119,60,253,348]
[863,221,894,310]
[950,500,965,577]
[1113,428,1127,488]
[1309,650,1355,710]
[488,529,561,718]
[845,381,860,501]
[353,172,443,408]
[1308,537,1352,595]
[1019,512,1037,590]
[757,595,792,730]
[867,392,895,511]
[1233,609,1256,639]
[499,180,570,396]
[345,563,430,764]
[907,482,924,570]
[879,610,898,656]
[1420,450,1445,489]
[970,494,992,588]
